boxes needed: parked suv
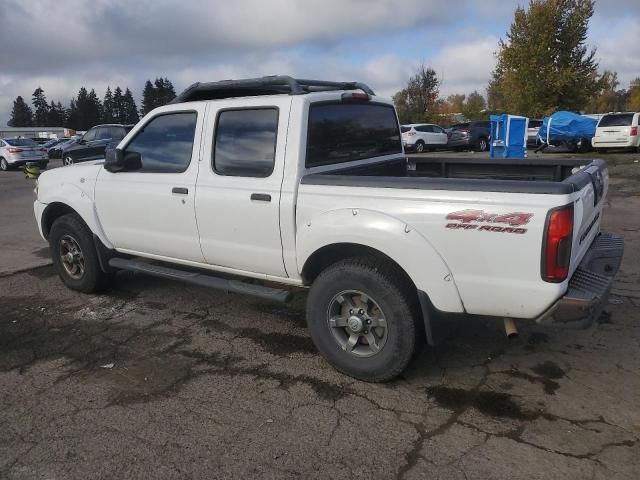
[63,124,134,165]
[0,137,48,171]
[592,112,640,152]
[401,124,448,152]
[447,121,491,152]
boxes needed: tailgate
[569,160,608,274]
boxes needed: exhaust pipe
[503,318,518,339]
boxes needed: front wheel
[49,214,111,293]
[476,137,488,152]
[63,155,74,166]
[306,257,419,382]
[0,158,8,171]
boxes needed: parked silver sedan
[0,137,49,171]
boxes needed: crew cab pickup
[34,76,624,382]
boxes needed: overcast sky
[1,0,639,125]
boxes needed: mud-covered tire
[306,257,419,382]
[49,213,111,293]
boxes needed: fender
[39,182,114,250]
[297,208,465,313]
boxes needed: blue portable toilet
[490,114,529,158]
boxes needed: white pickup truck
[34,76,623,381]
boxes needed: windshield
[5,138,39,147]
[599,113,634,127]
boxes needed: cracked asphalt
[1,157,640,479]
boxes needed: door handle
[250,193,271,202]
[172,187,188,195]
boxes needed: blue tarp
[538,111,597,142]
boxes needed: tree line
[394,0,640,125]
[7,77,177,131]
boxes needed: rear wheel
[476,137,488,152]
[0,158,8,171]
[306,257,419,382]
[415,140,425,153]
[63,155,74,166]
[49,214,111,293]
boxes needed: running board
[108,258,292,303]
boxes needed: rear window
[5,138,38,147]
[599,113,634,127]
[400,126,411,133]
[471,121,490,128]
[306,102,402,168]
[529,120,542,128]
[451,123,470,130]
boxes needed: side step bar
[108,258,292,303]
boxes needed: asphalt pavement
[1,155,639,479]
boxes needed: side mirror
[104,148,142,172]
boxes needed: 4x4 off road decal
[445,209,533,234]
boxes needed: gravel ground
[1,154,639,479]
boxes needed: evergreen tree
[122,88,140,124]
[87,89,103,127]
[32,87,49,126]
[112,86,124,123]
[8,96,33,127]
[488,0,599,116]
[46,100,65,126]
[103,87,114,123]
[67,98,79,130]
[140,80,155,116]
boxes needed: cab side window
[124,112,197,173]
[213,108,278,177]
[96,127,112,140]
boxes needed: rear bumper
[536,232,624,329]
[9,158,49,167]
[592,137,638,148]
[447,137,472,148]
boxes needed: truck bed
[301,156,602,195]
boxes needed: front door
[195,97,291,277]
[95,105,206,263]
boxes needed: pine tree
[488,0,599,116]
[67,98,79,130]
[122,88,140,124]
[46,100,64,126]
[8,96,33,127]
[87,89,103,127]
[32,87,49,126]
[103,87,114,123]
[112,86,124,123]
[140,80,155,116]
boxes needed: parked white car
[0,137,49,171]
[34,76,623,382]
[592,112,640,151]
[401,123,448,152]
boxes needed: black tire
[49,213,111,293]
[306,257,419,382]
[63,155,74,166]
[0,158,8,171]
[415,140,425,153]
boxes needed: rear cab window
[599,114,634,127]
[306,102,402,168]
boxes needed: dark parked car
[447,121,491,152]
[62,124,133,165]
[48,137,81,159]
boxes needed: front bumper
[536,232,624,329]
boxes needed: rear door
[432,125,448,145]
[195,97,292,277]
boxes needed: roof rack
[170,75,375,103]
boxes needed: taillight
[8,147,23,153]
[407,132,416,136]
[630,126,638,136]
[542,204,574,282]
[341,92,370,101]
